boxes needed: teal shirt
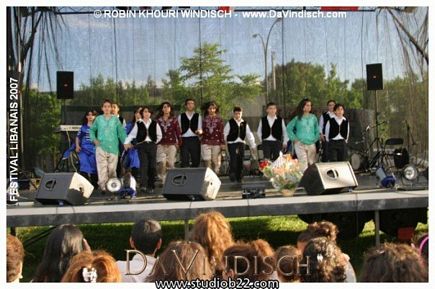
[90,115,127,155]
[286,114,320,145]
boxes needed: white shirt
[319,111,335,135]
[124,119,162,144]
[178,112,202,138]
[324,116,349,142]
[117,254,156,283]
[223,118,256,149]
[256,115,289,145]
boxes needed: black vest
[322,112,332,134]
[261,116,283,141]
[328,118,349,140]
[227,119,247,142]
[180,113,199,135]
[136,120,157,143]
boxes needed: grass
[13,216,428,282]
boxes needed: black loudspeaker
[162,168,221,201]
[366,63,383,90]
[57,71,74,99]
[36,173,94,205]
[299,162,358,195]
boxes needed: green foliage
[179,42,261,117]
[71,74,153,106]
[25,89,61,170]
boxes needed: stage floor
[12,173,428,207]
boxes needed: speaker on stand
[366,64,384,166]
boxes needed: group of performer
[74,98,350,194]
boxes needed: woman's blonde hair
[190,211,234,273]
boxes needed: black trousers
[180,136,201,167]
[228,142,245,182]
[321,141,329,162]
[137,142,157,189]
[327,140,347,162]
[262,140,282,161]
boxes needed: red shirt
[156,116,182,145]
[201,115,225,145]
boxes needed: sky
[28,6,427,91]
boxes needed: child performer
[178,98,202,168]
[124,106,162,194]
[123,107,142,179]
[286,98,320,171]
[224,106,257,183]
[318,99,336,162]
[90,99,127,194]
[201,101,225,174]
[75,110,98,187]
[112,102,126,127]
[325,104,349,162]
[257,102,288,161]
[156,102,182,183]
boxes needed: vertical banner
[7,70,20,204]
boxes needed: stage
[7,174,428,246]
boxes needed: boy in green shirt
[90,99,127,193]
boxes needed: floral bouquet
[259,154,304,196]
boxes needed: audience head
[7,235,25,283]
[275,245,302,282]
[301,237,347,282]
[190,211,234,273]
[33,224,85,282]
[61,250,121,282]
[361,242,428,282]
[297,220,339,252]
[147,241,213,281]
[417,234,428,265]
[130,219,162,256]
[223,243,271,281]
[250,239,276,277]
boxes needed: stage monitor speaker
[299,162,358,195]
[162,168,221,201]
[366,63,383,91]
[36,172,94,205]
[57,71,74,99]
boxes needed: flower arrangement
[259,154,304,196]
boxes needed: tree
[180,42,260,116]
[161,69,189,105]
